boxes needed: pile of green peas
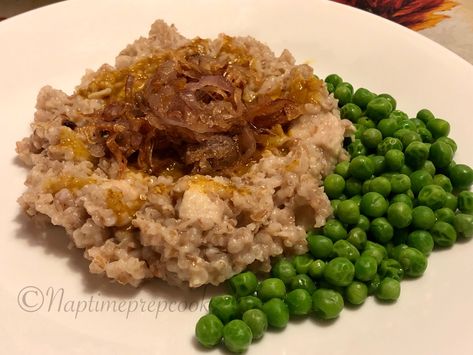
[194,74,473,353]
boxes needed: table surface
[1,0,472,65]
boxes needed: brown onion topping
[77,37,323,177]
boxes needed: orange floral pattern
[334,0,458,30]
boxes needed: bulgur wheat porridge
[16,20,351,287]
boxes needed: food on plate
[195,74,473,353]
[16,20,351,287]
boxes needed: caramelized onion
[79,36,322,177]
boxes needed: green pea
[390,174,411,194]
[261,298,289,328]
[354,255,378,281]
[410,170,434,194]
[340,103,362,122]
[417,127,434,143]
[442,161,456,176]
[326,82,335,93]
[376,277,401,301]
[361,180,371,195]
[432,174,453,193]
[405,141,430,169]
[411,118,426,129]
[391,190,414,208]
[356,215,371,232]
[334,84,353,106]
[418,184,446,209]
[333,240,360,262]
[354,125,366,140]
[385,149,405,172]
[209,295,238,324]
[323,219,348,241]
[364,241,388,264]
[284,289,312,317]
[366,97,393,121]
[398,119,417,131]
[377,137,403,155]
[345,281,368,305]
[369,155,386,176]
[349,155,375,181]
[384,242,396,257]
[324,173,345,199]
[448,164,473,189]
[411,206,436,230]
[325,74,343,88]
[379,258,404,281]
[377,93,397,110]
[352,88,376,109]
[307,234,333,259]
[422,160,437,176]
[257,278,286,302]
[394,128,421,147]
[387,202,412,228]
[358,116,376,129]
[242,309,267,340]
[312,288,344,320]
[289,274,316,294]
[369,217,394,244]
[346,227,368,250]
[344,177,362,197]
[360,192,389,218]
[336,199,361,225]
[195,314,224,348]
[389,110,409,123]
[377,117,399,138]
[366,274,381,295]
[427,118,450,139]
[407,230,434,256]
[271,259,296,285]
[381,172,395,180]
[416,109,435,124]
[350,194,362,207]
[223,319,252,353]
[368,176,391,197]
[399,164,413,176]
[348,139,368,158]
[391,193,413,208]
[429,141,453,169]
[435,208,455,224]
[458,191,473,214]
[389,243,409,260]
[444,192,458,210]
[229,271,258,297]
[323,257,355,287]
[436,136,457,154]
[453,214,473,239]
[361,128,383,149]
[331,199,342,215]
[238,296,263,316]
[308,259,326,279]
[292,254,314,274]
[345,83,355,92]
[335,160,350,178]
[397,247,428,277]
[431,221,457,247]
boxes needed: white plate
[1,0,472,354]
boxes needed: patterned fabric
[333,0,457,30]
